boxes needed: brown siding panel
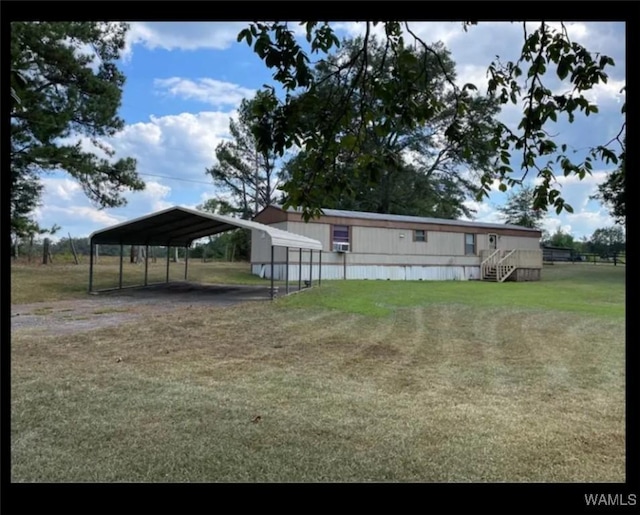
[253,205,288,225]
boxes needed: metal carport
[88,206,323,300]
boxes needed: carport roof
[89,206,323,250]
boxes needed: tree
[591,161,625,225]
[11,22,144,240]
[195,199,250,262]
[588,226,625,257]
[279,37,500,218]
[206,91,282,220]
[497,185,545,229]
[544,228,574,248]
[237,22,625,220]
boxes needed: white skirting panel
[252,264,481,281]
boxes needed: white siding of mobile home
[249,212,541,281]
[251,263,481,281]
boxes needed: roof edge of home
[266,204,541,233]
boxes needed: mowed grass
[11,264,625,482]
[284,263,626,318]
[11,257,272,304]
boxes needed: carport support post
[285,248,290,294]
[117,243,124,289]
[270,245,275,301]
[184,245,189,280]
[298,248,302,291]
[309,250,313,287]
[144,244,149,286]
[319,251,322,286]
[88,242,94,293]
[166,246,171,283]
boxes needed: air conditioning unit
[333,242,350,253]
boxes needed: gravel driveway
[11,282,278,337]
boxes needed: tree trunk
[173,246,179,262]
[42,238,50,265]
[28,235,34,263]
[12,235,20,259]
[69,233,80,265]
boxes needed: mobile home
[251,206,543,282]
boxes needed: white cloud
[456,64,490,92]
[40,178,82,201]
[154,77,255,108]
[124,22,248,59]
[109,111,233,183]
[50,206,125,226]
[563,210,615,238]
[540,218,572,236]
[34,109,237,237]
[461,199,504,224]
[133,181,172,212]
[583,78,626,106]
[332,22,464,48]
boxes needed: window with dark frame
[414,229,426,242]
[332,225,350,243]
[464,233,476,255]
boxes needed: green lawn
[284,263,626,318]
[11,263,625,482]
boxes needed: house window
[414,230,426,242]
[332,225,350,243]
[465,233,476,255]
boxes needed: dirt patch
[11,282,276,337]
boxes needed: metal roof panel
[89,206,323,250]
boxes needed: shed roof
[267,205,542,234]
[89,206,323,250]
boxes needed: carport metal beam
[298,248,302,291]
[285,248,289,295]
[144,245,149,286]
[119,244,124,289]
[88,243,94,293]
[184,245,189,280]
[270,245,275,301]
[166,246,171,282]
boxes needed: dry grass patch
[12,295,624,482]
[11,259,275,304]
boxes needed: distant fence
[544,252,625,266]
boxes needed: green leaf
[237,29,251,44]
[557,58,569,81]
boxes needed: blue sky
[35,21,626,241]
